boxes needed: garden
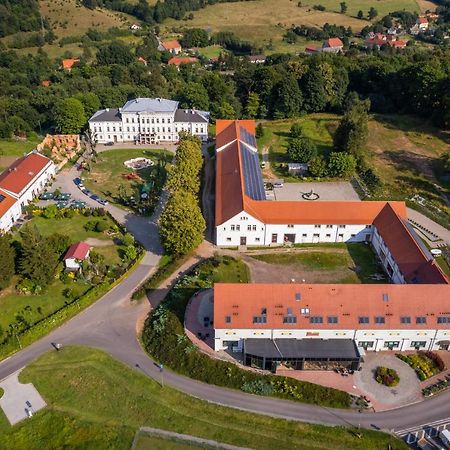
[375,366,400,387]
[142,255,352,409]
[396,352,445,381]
[0,207,143,360]
[83,148,171,215]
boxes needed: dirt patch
[85,238,115,247]
[0,156,19,168]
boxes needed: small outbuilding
[64,242,91,271]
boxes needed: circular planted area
[375,366,400,387]
[123,158,154,170]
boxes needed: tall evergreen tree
[0,235,15,290]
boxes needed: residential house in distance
[130,23,142,30]
[365,33,407,50]
[168,56,199,67]
[411,17,429,34]
[161,39,182,55]
[64,242,91,271]
[0,152,55,232]
[61,58,79,72]
[321,37,344,53]
[247,55,266,64]
[89,97,209,144]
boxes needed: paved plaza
[0,370,46,425]
[272,181,360,202]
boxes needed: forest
[0,0,42,37]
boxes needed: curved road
[1,156,449,434]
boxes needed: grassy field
[135,434,207,450]
[259,114,450,218]
[249,243,385,283]
[0,214,125,337]
[0,137,41,171]
[83,148,171,212]
[164,0,420,53]
[0,346,407,449]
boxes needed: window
[225,316,231,323]
[411,341,426,348]
[416,316,427,324]
[302,233,307,237]
[247,225,252,231]
[231,225,235,231]
[107,127,110,132]
[287,224,294,228]
[313,233,319,238]
[310,316,323,324]
[351,234,356,238]
[365,225,372,229]
[295,293,301,301]
[226,238,231,242]
[437,316,450,324]
[338,225,346,229]
[253,316,267,324]
[287,307,293,315]
[375,316,385,324]
[261,308,267,315]
[359,316,369,324]
[400,316,411,324]
[301,308,310,315]
[384,341,400,348]
[252,225,257,231]
[314,225,321,228]
[326,224,333,228]
[162,118,165,124]
[326,234,331,238]
[255,238,260,242]
[283,316,297,324]
[327,316,338,324]
[236,225,240,231]
[358,341,374,348]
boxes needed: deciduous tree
[54,97,86,134]
[287,137,317,163]
[0,235,15,290]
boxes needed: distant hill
[0,0,42,37]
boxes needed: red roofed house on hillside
[64,242,91,271]
[161,39,182,55]
[168,56,199,66]
[61,58,79,72]
[322,37,344,53]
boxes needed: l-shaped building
[212,120,449,368]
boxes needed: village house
[89,97,209,144]
[64,242,91,271]
[61,58,79,72]
[167,56,199,66]
[0,152,55,232]
[321,37,344,53]
[161,39,182,55]
[411,17,429,34]
[130,24,142,30]
[247,55,266,64]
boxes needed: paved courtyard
[353,353,422,409]
[272,181,360,202]
[0,370,46,425]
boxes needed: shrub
[95,220,109,232]
[376,366,399,387]
[84,220,98,231]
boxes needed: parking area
[0,370,46,425]
[270,181,360,202]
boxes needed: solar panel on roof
[240,143,266,201]
[240,127,257,149]
[0,194,5,203]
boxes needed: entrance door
[240,236,247,246]
[365,234,371,242]
[271,233,278,243]
[284,234,295,244]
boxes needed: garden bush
[396,352,442,380]
[142,257,352,409]
[95,220,109,232]
[375,366,399,387]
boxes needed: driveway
[354,353,422,409]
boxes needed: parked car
[98,199,109,206]
[440,430,450,449]
[91,194,100,201]
[105,141,114,146]
[74,178,81,186]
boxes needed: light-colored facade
[89,98,209,144]
[0,191,21,232]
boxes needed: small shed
[64,242,91,271]
[288,163,308,175]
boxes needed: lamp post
[159,364,164,388]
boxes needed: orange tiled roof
[213,283,450,330]
[41,80,51,87]
[0,153,52,195]
[326,38,343,48]
[168,57,198,66]
[162,40,181,50]
[64,242,90,260]
[0,188,18,219]
[62,59,79,70]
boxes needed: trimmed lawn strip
[0,137,41,157]
[0,346,407,449]
[142,256,352,409]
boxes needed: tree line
[0,0,42,38]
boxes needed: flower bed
[423,375,450,397]
[375,367,399,387]
[396,352,444,381]
[142,256,352,409]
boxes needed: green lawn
[83,148,171,213]
[0,346,407,450]
[135,434,210,450]
[249,243,386,284]
[0,137,41,157]
[197,44,224,59]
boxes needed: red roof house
[64,242,91,271]
[168,56,199,66]
[322,37,344,53]
[161,40,182,54]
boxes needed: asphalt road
[1,152,450,434]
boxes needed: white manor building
[88,98,209,144]
[211,120,449,368]
[0,152,55,232]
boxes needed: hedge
[142,257,352,409]
[0,249,145,361]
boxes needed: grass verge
[0,346,408,449]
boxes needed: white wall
[372,228,405,283]
[0,200,21,232]
[216,212,265,246]
[90,120,124,143]
[214,327,450,352]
